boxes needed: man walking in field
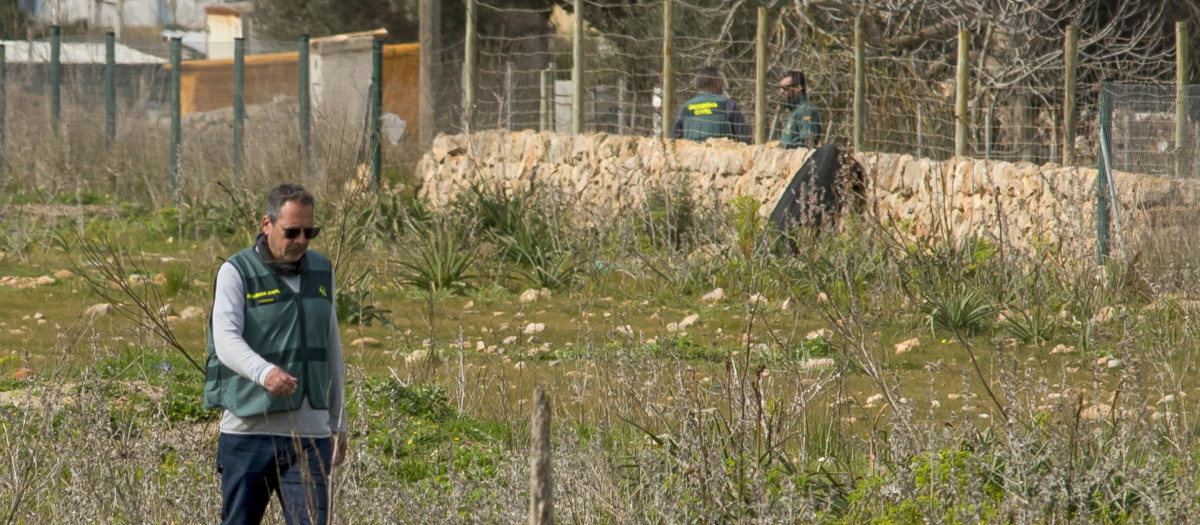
[205,183,347,525]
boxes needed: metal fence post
[299,35,311,177]
[371,39,383,189]
[1097,86,1112,261]
[105,32,116,149]
[50,26,61,134]
[233,37,245,180]
[170,38,181,199]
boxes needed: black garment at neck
[254,233,308,277]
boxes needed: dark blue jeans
[217,433,333,525]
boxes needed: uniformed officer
[671,65,751,144]
[778,70,822,149]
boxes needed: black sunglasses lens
[283,227,320,239]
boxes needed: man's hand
[332,432,348,467]
[263,367,298,396]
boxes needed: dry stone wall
[417,130,1197,259]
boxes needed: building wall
[178,51,297,114]
[204,12,242,60]
[30,0,217,28]
[175,42,420,143]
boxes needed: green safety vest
[681,93,736,142]
[203,247,334,417]
[780,96,821,149]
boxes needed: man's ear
[260,215,272,233]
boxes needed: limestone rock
[179,306,206,320]
[701,288,725,303]
[351,337,381,348]
[519,289,540,303]
[87,303,115,317]
[894,337,919,355]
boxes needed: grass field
[0,176,1193,523]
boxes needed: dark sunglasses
[282,226,321,240]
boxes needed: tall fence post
[660,0,673,140]
[1097,86,1112,261]
[1063,25,1078,166]
[419,0,439,148]
[233,37,245,181]
[463,0,477,133]
[50,25,61,135]
[754,7,767,145]
[0,44,5,177]
[505,61,514,130]
[853,15,865,152]
[1176,21,1190,178]
[169,38,181,200]
[529,387,553,525]
[617,75,627,136]
[298,35,311,177]
[955,30,969,158]
[105,32,116,149]
[540,67,550,132]
[571,0,584,134]
[371,39,383,189]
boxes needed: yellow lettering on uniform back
[687,101,719,115]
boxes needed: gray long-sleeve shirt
[212,259,346,437]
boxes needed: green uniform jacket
[204,248,334,417]
[780,96,822,149]
[671,92,752,144]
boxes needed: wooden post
[617,76,628,136]
[529,387,553,525]
[419,0,440,148]
[853,15,865,152]
[539,67,549,132]
[505,61,515,130]
[661,0,674,139]
[463,0,477,133]
[1062,25,1078,166]
[955,30,969,158]
[754,7,767,144]
[1176,21,1190,178]
[571,0,584,134]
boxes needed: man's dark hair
[696,65,723,93]
[783,70,808,95]
[265,183,315,222]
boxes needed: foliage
[392,221,479,294]
[337,269,395,327]
[642,182,698,251]
[924,285,994,337]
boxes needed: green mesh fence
[1099,82,1200,291]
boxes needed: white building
[18,0,231,30]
